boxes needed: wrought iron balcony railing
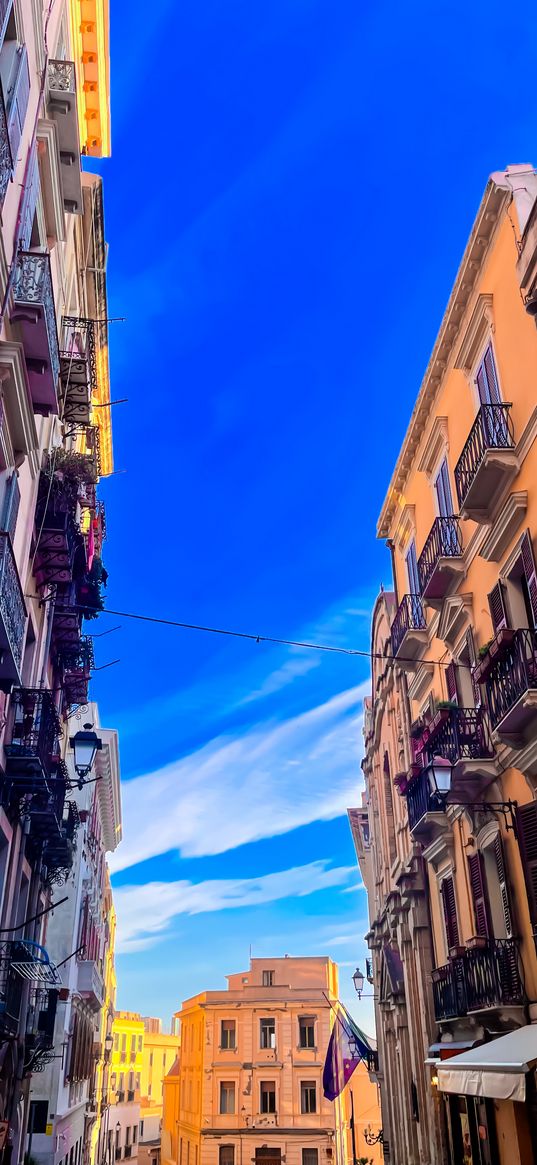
[12,252,60,414]
[5,688,61,783]
[0,82,12,209]
[406,766,438,832]
[455,404,515,509]
[422,707,494,767]
[391,593,427,658]
[433,939,524,1021]
[483,628,537,734]
[24,985,59,1073]
[57,636,94,707]
[0,531,27,688]
[432,958,467,1021]
[60,317,97,424]
[0,940,59,1038]
[417,516,463,598]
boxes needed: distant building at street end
[163,957,382,1165]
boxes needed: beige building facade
[167,958,350,1165]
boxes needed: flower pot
[448,945,465,960]
[466,935,488,950]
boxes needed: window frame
[220,1019,236,1050]
[262,970,274,987]
[300,1081,317,1114]
[260,1081,276,1114]
[219,1081,236,1115]
[298,1016,316,1050]
[259,1017,276,1049]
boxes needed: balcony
[59,317,97,425]
[24,985,59,1072]
[433,940,524,1022]
[422,706,495,795]
[47,61,82,213]
[52,583,83,651]
[481,628,537,741]
[78,958,105,1012]
[11,253,60,416]
[405,766,449,837]
[0,532,27,691]
[57,636,94,707]
[0,940,59,1039]
[455,405,517,520]
[42,798,79,876]
[4,688,61,789]
[417,517,464,603]
[0,85,12,209]
[391,593,427,664]
[34,471,86,589]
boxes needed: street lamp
[364,1126,383,1146]
[104,1033,113,1060]
[70,727,102,781]
[426,755,453,804]
[352,967,364,999]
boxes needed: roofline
[377,173,512,540]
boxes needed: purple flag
[322,1002,372,1101]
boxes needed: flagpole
[350,1089,357,1165]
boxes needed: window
[302,1152,318,1165]
[260,1082,276,1113]
[130,1035,136,1059]
[221,1020,236,1050]
[133,1128,137,1145]
[298,1017,315,1049]
[300,1082,316,1114]
[476,344,501,405]
[468,853,491,938]
[29,1101,48,1135]
[138,1035,143,1051]
[114,1033,119,1051]
[406,539,420,595]
[434,458,454,518]
[220,1082,235,1114]
[139,1123,144,1139]
[163,1052,166,1067]
[219,1148,234,1165]
[149,1052,153,1068]
[262,970,274,986]
[440,876,460,952]
[260,1018,276,1049]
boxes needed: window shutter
[445,662,458,704]
[466,630,481,709]
[516,802,537,932]
[19,146,38,249]
[2,473,20,541]
[483,345,501,404]
[493,834,513,938]
[488,582,508,633]
[468,853,491,938]
[441,876,459,949]
[521,531,537,629]
[6,45,30,164]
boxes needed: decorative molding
[437,594,474,650]
[515,403,537,467]
[0,342,39,477]
[454,293,494,372]
[417,417,449,480]
[36,118,66,244]
[407,661,434,705]
[424,836,455,871]
[378,178,512,539]
[475,821,500,851]
[480,492,528,562]
[393,503,416,551]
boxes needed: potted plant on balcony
[474,628,516,682]
[394,771,409,796]
[448,944,465,959]
[466,935,488,950]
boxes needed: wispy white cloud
[115,860,354,953]
[239,652,320,704]
[111,682,367,873]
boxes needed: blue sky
[84,0,537,1034]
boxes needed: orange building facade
[164,957,382,1165]
[352,163,537,1165]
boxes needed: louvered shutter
[2,473,20,541]
[516,802,537,933]
[493,834,513,938]
[468,853,491,937]
[445,661,458,704]
[483,345,501,404]
[441,876,459,949]
[19,146,38,249]
[521,531,537,628]
[488,582,508,632]
[6,45,30,164]
[466,630,481,709]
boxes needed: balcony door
[434,459,458,556]
[476,344,508,445]
[406,540,420,596]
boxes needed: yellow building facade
[164,958,377,1165]
[355,162,537,1165]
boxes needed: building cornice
[377,177,512,539]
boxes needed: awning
[437,1024,537,1103]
